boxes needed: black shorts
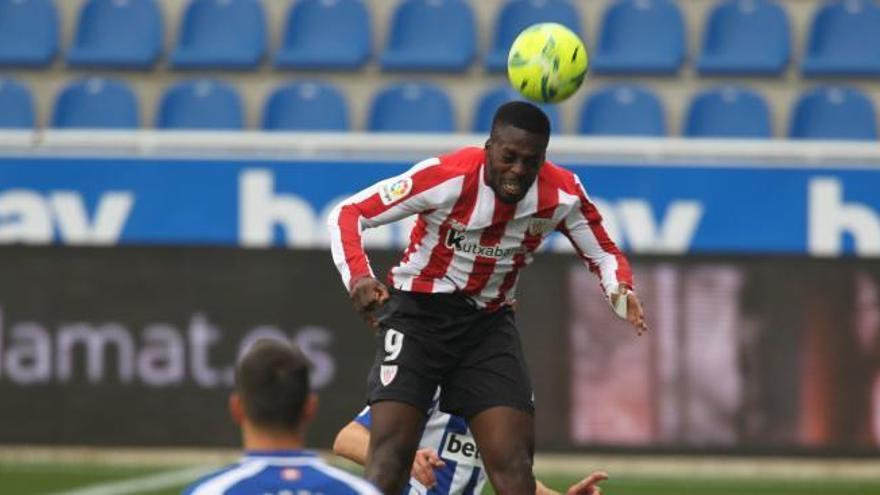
[365,289,534,419]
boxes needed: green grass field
[3,460,880,495]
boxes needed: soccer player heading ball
[329,101,647,494]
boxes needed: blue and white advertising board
[1,156,879,256]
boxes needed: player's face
[485,125,547,204]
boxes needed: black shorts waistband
[389,288,481,315]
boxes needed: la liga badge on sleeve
[379,178,413,205]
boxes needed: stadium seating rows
[2,76,877,140]
[1,0,880,75]
[1,0,879,139]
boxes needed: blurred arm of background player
[333,421,608,495]
[334,421,445,488]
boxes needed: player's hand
[349,276,390,328]
[610,286,648,336]
[566,471,608,495]
[410,448,445,489]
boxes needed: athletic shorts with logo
[366,289,534,419]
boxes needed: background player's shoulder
[180,462,253,495]
[306,461,382,494]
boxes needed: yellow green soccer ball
[507,22,589,104]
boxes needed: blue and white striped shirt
[182,450,381,495]
[355,398,488,495]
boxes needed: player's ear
[301,392,319,425]
[229,393,245,425]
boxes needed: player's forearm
[596,251,634,295]
[332,422,370,466]
[561,223,634,294]
[328,202,375,290]
[567,185,634,292]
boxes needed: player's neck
[242,424,306,451]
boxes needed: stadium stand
[157,79,243,129]
[52,77,139,128]
[684,85,771,138]
[0,0,57,67]
[591,0,686,74]
[472,84,561,133]
[0,78,35,128]
[5,0,880,139]
[484,0,583,72]
[67,0,163,69]
[262,80,349,131]
[171,0,266,70]
[789,86,878,140]
[380,0,476,72]
[368,82,454,132]
[579,84,666,136]
[802,0,880,76]
[274,0,371,70]
[697,0,790,75]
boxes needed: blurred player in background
[181,339,380,495]
[329,101,647,494]
[333,388,609,495]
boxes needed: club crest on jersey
[380,364,398,386]
[527,218,556,236]
[379,178,413,205]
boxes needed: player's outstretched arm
[536,471,608,495]
[328,157,445,298]
[559,175,648,336]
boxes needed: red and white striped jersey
[329,147,632,310]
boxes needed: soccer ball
[507,23,589,104]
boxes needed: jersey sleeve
[558,175,634,296]
[354,406,372,429]
[327,157,455,291]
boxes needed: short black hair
[491,101,551,138]
[236,339,311,431]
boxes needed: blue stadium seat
[67,0,162,69]
[157,79,243,129]
[485,0,583,72]
[263,81,349,131]
[369,82,454,132]
[472,85,562,133]
[275,0,370,70]
[579,85,666,136]
[684,86,771,138]
[0,78,34,128]
[802,0,880,76]
[592,0,685,74]
[52,78,139,129]
[380,0,476,72]
[0,0,57,67]
[789,86,877,140]
[697,0,790,75]
[171,0,266,69]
